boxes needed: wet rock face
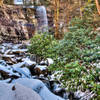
[0,5,36,43]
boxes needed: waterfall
[14,0,23,5]
[35,6,48,33]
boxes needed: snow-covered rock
[13,67,31,78]
[93,63,100,68]
[23,57,36,67]
[40,58,54,66]
[46,58,54,66]
[0,82,42,100]
[12,78,65,100]
[35,65,47,71]
[34,65,48,75]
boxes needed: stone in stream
[0,78,12,83]
[22,57,36,67]
[46,58,54,66]
[18,44,28,49]
[12,58,36,76]
[13,67,31,78]
[0,65,20,79]
[40,58,54,66]
[2,55,16,64]
[33,77,51,90]
[12,78,65,100]
[34,65,48,76]
[30,54,37,62]
[0,60,7,66]
[12,62,26,68]
[12,49,28,54]
[0,54,2,60]
[0,82,42,100]
[4,49,12,55]
[51,83,68,99]
[12,44,24,49]
[15,57,23,62]
[2,43,13,48]
[0,46,6,54]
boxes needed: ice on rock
[2,43,13,47]
[0,46,6,54]
[34,65,48,75]
[0,65,20,78]
[4,49,12,55]
[13,67,31,78]
[12,62,26,68]
[0,78,11,83]
[12,49,28,54]
[46,58,54,66]
[35,65,47,71]
[0,83,14,100]
[40,58,54,66]
[12,78,65,100]
[2,54,15,58]
[21,67,31,77]
[0,82,42,100]
[23,58,36,66]
[0,60,7,66]
[12,44,23,49]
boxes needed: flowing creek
[0,43,94,100]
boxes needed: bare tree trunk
[79,0,83,19]
[95,0,100,15]
[54,0,60,39]
[0,0,3,6]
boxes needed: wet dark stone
[68,92,80,100]
[12,85,16,91]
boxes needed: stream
[0,42,94,100]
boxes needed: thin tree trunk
[95,0,100,15]
[54,0,60,39]
[0,0,3,6]
[79,0,83,19]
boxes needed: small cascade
[35,6,48,33]
[14,0,23,5]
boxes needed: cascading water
[35,6,48,33]
[14,0,23,5]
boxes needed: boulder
[2,55,16,64]
[13,67,31,78]
[34,65,48,76]
[12,49,28,54]
[23,57,36,67]
[0,82,42,100]
[40,58,54,66]
[12,78,65,100]
[0,64,20,79]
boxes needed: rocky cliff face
[0,4,36,43]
